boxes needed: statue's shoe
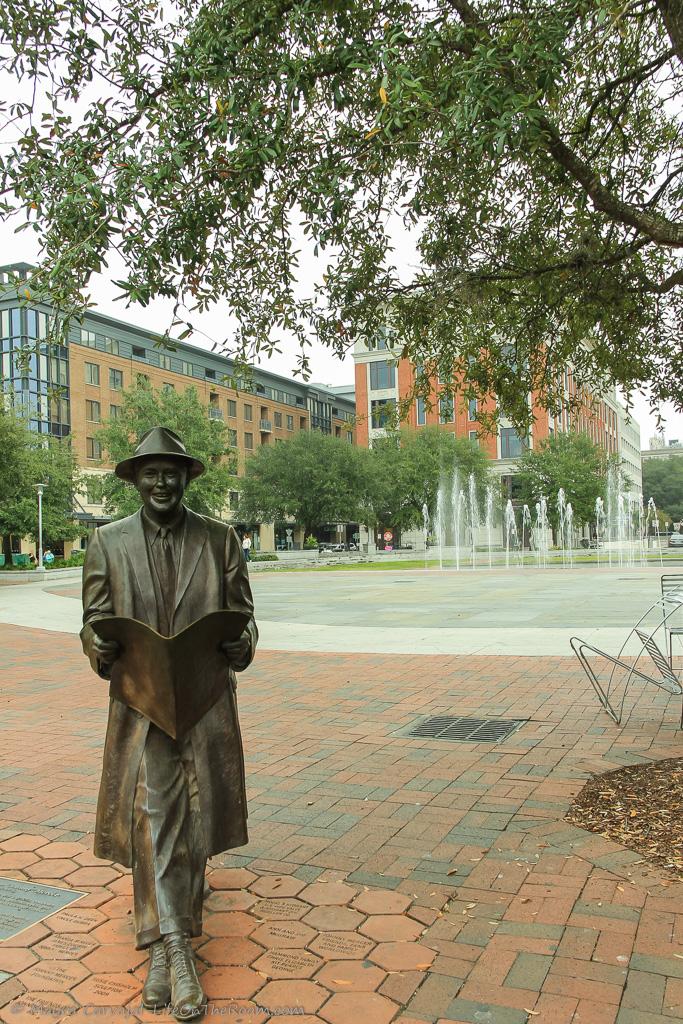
[141,939,170,1010]
[165,933,207,1020]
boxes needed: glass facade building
[0,303,71,436]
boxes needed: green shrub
[49,550,86,569]
[303,535,318,549]
[251,553,278,562]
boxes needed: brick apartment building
[354,336,642,540]
[0,263,355,553]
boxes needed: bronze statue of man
[80,427,257,1020]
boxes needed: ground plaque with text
[0,878,85,941]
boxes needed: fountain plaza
[0,567,681,1023]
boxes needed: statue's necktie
[157,527,176,629]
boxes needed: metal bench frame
[571,582,683,727]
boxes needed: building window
[182,361,193,376]
[229,490,240,508]
[468,430,479,447]
[109,404,121,419]
[439,396,454,423]
[159,354,171,370]
[50,357,68,386]
[136,372,150,385]
[244,404,253,421]
[86,400,101,422]
[287,415,294,430]
[244,432,253,449]
[86,437,101,460]
[347,431,353,443]
[274,411,282,427]
[371,398,396,429]
[227,428,238,447]
[132,346,146,359]
[85,362,100,386]
[500,427,527,459]
[417,397,426,426]
[468,398,478,420]
[205,368,216,380]
[104,337,119,355]
[369,360,396,390]
[109,368,123,389]
[300,416,306,429]
[163,382,175,392]
[228,400,237,417]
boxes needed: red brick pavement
[0,624,682,1023]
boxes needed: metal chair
[571,591,683,727]
[660,575,683,666]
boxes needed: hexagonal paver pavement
[256,979,328,1014]
[352,891,412,915]
[316,959,387,992]
[16,959,88,992]
[0,842,445,1023]
[360,914,424,942]
[251,920,318,949]
[199,966,264,1000]
[198,937,262,966]
[253,948,323,979]
[369,942,436,972]
[299,881,357,906]
[309,930,376,961]
[303,905,365,932]
[249,874,306,898]
[208,867,256,890]
[320,991,399,1024]
[250,897,310,920]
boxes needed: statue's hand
[220,632,251,666]
[93,635,121,667]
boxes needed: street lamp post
[35,483,46,573]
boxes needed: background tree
[2,2,683,426]
[96,381,237,518]
[0,408,81,561]
[368,427,492,532]
[514,431,612,534]
[237,430,371,539]
[642,457,683,523]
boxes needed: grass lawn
[260,550,680,572]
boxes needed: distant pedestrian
[242,533,252,562]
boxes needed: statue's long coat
[80,507,257,868]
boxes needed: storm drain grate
[408,715,527,743]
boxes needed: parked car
[669,532,683,548]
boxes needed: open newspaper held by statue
[92,609,250,740]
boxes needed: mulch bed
[566,757,683,879]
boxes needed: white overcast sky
[2,214,681,449]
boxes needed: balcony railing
[259,419,272,432]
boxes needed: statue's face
[134,457,188,519]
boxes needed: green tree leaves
[1,1,683,425]
[237,429,370,537]
[642,455,683,522]
[0,409,81,554]
[368,427,492,531]
[514,430,614,530]
[237,423,490,537]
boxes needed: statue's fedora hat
[115,426,205,483]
